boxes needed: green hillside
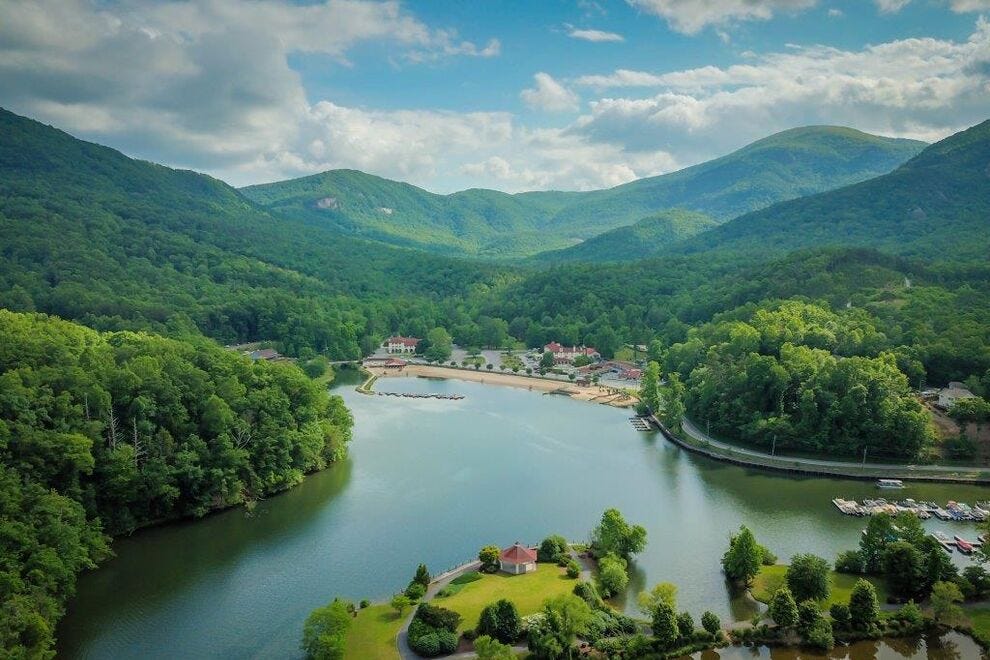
[241,169,582,257]
[241,126,924,258]
[536,209,717,262]
[673,120,990,260]
[0,108,501,357]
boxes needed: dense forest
[0,310,353,657]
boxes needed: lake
[57,371,990,658]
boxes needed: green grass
[344,604,403,660]
[438,564,577,632]
[751,565,889,608]
[967,607,990,645]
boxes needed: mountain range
[242,126,926,258]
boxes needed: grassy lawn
[751,565,888,609]
[436,564,577,632]
[968,607,990,645]
[344,604,403,660]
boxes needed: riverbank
[365,364,638,407]
[653,416,990,485]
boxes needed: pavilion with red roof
[499,542,537,575]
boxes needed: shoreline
[364,364,638,407]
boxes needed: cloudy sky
[2,0,989,192]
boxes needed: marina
[629,416,653,432]
[373,391,465,400]
[832,497,990,522]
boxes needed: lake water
[57,372,990,659]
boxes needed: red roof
[544,341,563,353]
[500,542,537,564]
[387,336,420,346]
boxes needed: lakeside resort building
[385,336,420,354]
[499,543,538,575]
[543,342,600,365]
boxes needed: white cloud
[567,27,625,42]
[875,0,912,13]
[625,0,817,34]
[567,19,990,163]
[520,73,581,112]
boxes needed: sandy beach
[366,364,638,407]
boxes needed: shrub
[769,587,799,628]
[701,611,720,638]
[478,545,501,572]
[416,602,461,632]
[359,600,370,609]
[849,579,880,630]
[786,554,831,602]
[405,582,426,600]
[538,535,569,563]
[597,552,629,598]
[565,560,581,579]
[835,550,865,574]
[803,618,834,651]
[573,581,604,609]
[676,611,695,639]
[476,599,521,644]
[829,603,850,628]
[894,600,922,625]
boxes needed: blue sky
[1,0,989,192]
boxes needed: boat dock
[629,417,653,432]
[832,497,989,522]
[374,392,465,400]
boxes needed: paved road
[679,417,990,478]
[396,561,482,660]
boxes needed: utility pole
[862,446,868,467]
[771,435,776,457]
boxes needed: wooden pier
[629,417,653,432]
[832,497,989,523]
[374,392,465,400]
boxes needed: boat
[877,479,905,489]
[954,536,974,554]
[931,532,954,553]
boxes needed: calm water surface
[686,631,983,659]
[58,372,990,658]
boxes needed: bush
[538,535,569,563]
[803,618,834,651]
[829,603,850,628]
[573,581,604,609]
[416,602,461,632]
[701,611,720,638]
[476,599,521,644]
[478,545,501,572]
[359,599,370,609]
[676,611,695,639]
[835,550,865,574]
[565,560,581,579]
[597,552,629,598]
[893,601,923,625]
[405,582,426,600]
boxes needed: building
[938,382,977,410]
[499,542,537,575]
[363,357,407,369]
[543,342,600,364]
[385,336,420,354]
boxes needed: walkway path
[668,416,990,484]
[396,560,482,660]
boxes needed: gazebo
[499,542,537,575]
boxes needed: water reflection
[685,631,981,659]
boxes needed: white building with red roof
[384,336,420,354]
[499,542,537,575]
[543,342,600,364]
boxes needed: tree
[796,600,821,636]
[391,594,412,616]
[597,552,629,598]
[540,351,555,370]
[477,599,521,644]
[661,371,686,430]
[414,563,430,588]
[590,508,647,559]
[479,545,501,572]
[640,362,662,413]
[676,611,694,639]
[637,582,677,617]
[647,339,665,364]
[786,554,831,602]
[529,594,591,660]
[829,603,850,628]
[882,541,924,599]
[848,579,879,630]
[701,611,720,638]
[803,617,834,651]
[423,327,453,362]
[474,635,514,660]
[931,581,964,624]
[301,599,351,660]
[650,600,679,649]
[859,514,894,574]
[722,526,762,585]
[768,587,799,628]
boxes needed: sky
[2,0,989,193]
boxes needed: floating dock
[832,497,988,522]
[375,392,465,400]
[629,417,653,432]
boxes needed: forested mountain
[242,126,924,258]
[673,119,990,261]
[0,310,353,657]
[0,108,502,358]
[536,209,717,262]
